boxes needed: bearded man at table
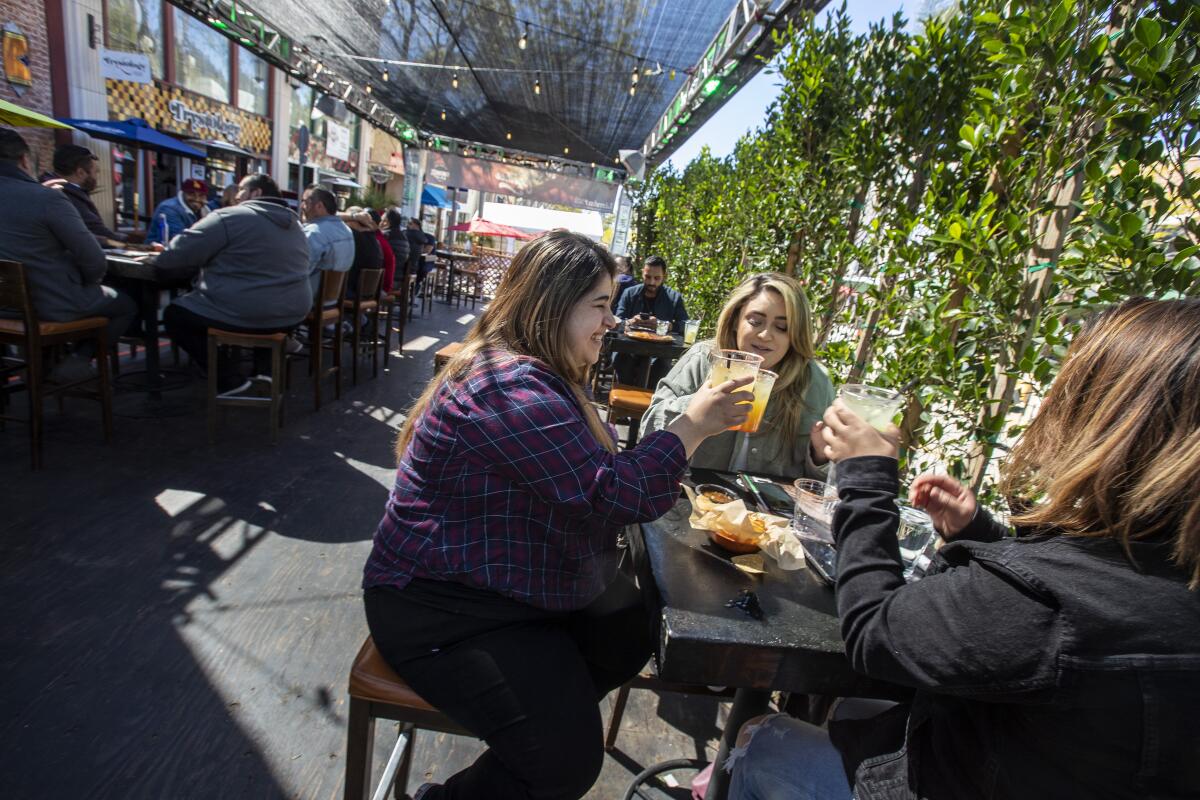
[612,255,689,388]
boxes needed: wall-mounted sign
[388,151,405,175]
[106,79,272,155]
[325,120,350,161]
[101,49,152,84]
[3,23,32,96]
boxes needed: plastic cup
[683,319,701,345]
[792,478,838,544]
[656,320,670,336]
[839,384,904,431]
[738,369,777,433]
[708,349,763,430]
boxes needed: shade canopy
[0,99,74,129]
[59,117,206,158]
[249,0,742,164]
[420,184,452,208]
[446,216,534,239]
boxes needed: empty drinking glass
[792,478,839,545]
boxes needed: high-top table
[601,324,689,388]
[433,250,478,306]
[628,470,903,799]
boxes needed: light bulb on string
[564,146,569,155]
[382,67,389,82]
[629,84,637,97]
[452,72,459,89]
[440,109,447,121]
[534,73,541,95]
[506,131,512,140]
[631,66,639,84]
[518,22,530,51]
[314,62,324,75]
[365,84,372,94]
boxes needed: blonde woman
[643,272,835,479]
[363,231,752,800]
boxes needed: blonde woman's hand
[666,376,754,456]
[908,474,976,539]
[819,399,899,462]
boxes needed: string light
[506,131,512,140]
[314,62,324,75]
[534,73,541,95]
[342,84,352,98]
[564,146,569,154]
[518,21,529,51]
[631,65,639,84]
[382,68,389,82]
[669,68,676,80]
[629,84,636,97]
[452,72,459,89]
[364,84,372,94]
[440,109,447,121]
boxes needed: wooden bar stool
[344,636,471,800]
[285,269,346,411]
[433,341,463,373]
[0,259,113,469]
[344,269,383,386]
[606,384,654,450]
[206,329,286,443]
[453,267,482,310]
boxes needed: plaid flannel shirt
[363,350,688,610]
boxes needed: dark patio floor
[0,297,726,799]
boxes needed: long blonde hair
[715,272,818,447]
[1001,297,1200,588]
[395,230,618,460]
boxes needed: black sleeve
[832,456,1061,698]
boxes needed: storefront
[287,81,365,206]
[365,127,406,205]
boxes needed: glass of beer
[683,319,701,345]
[708,349,763,430]
[839,384,904,431]
[738,369,777,433]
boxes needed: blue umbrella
[57,117,206,159]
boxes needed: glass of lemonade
[709,349,763,430]
[839,384,905,431]
[738,369,777,433]
[683,319,701,345]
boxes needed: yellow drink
[708,349,763,430]
[839,384,904,431]
[738,369,777,433]
[683,319,701,345]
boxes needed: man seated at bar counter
[300,185,354,296]
[613,255,689,387]
[0,128,136,383]
[158,174,312,396]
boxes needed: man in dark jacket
[41,144,127,247]
[403,217,426,281]
[612,255,689,387]
[158,173,312,394]
[0,128,136,382]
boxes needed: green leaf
[1119,213,1142,237]
[1134,17,1161,50]
[949,222,963,238]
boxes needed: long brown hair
[1001,297,1200,587]
[394,230,617,460]
[715,272,818,447]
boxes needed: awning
[324,175,362,189]
[0,99,73,129]
[60,117,205,158]
[446,216,534,240]
[483,201,603,240]
[188,138,256,158]
[420,184,452,209]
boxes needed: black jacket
[403,226,426,271]
[41,175,126,243]
[831,457,1200,800]
[386,228,410,274]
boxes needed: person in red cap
[146,177,210,245]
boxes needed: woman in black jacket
[384,208,409,278]
[730,297,1200,800]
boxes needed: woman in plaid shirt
[363,231,752,800]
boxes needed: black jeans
[363,570,652,800]
[613,352,671,389]
[162,303,294,388]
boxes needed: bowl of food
[693,483,738,513]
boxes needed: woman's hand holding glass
[667,376,755,456]
[908,474,976,540]
[818,398,900,462]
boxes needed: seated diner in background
[612,254,689,387]
[361,231,754,800]
[145,177,210,245]
[339,207,382,299]
[40,144,131,249]
[300,185,354,295]
[157,174,312,394]
[729,297,1200,800]
[643,271,834,479]
[0,128,136,383]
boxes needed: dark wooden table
[103,252,191,411]
[433,250,479,306]
[629,471,899,799]
[603,325,688,387]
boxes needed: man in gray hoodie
[0,128,136,382]
[158,173,312,393]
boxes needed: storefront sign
[368,165,393,184]
[3,23,31,96]
[101,49,152,84]
[106,79,272,156]
[388,151,405,174]
[326,120,350,161]
[425,151,620,213]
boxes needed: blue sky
[665,0,911,171]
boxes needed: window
[173,7,230,103]
[289,83,313,131]
[105,0,164,79]
[237,51,269,115]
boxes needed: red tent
[446,216,535,239]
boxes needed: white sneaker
[216,379,253,398]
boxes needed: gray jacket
[642,340,835,479]
[155,198,313,328]
[0,162,110,321]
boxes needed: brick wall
[1,0,58,176]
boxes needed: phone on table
[738,474,794,517]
